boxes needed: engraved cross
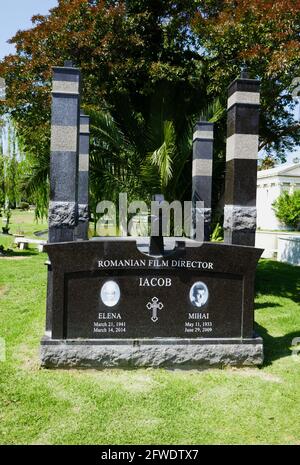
[146,297,164,323]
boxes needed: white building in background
[256,161,300,265]
[257,162,300,230]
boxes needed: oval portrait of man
[100,281,121,307]
[189,282,209,308]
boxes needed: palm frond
[22,151,49,219]
[199,98,225,123]
[150,121,176,188]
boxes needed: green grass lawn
[0,209,48,251]
[0,212,299,445]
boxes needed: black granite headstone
[41,239,263,368]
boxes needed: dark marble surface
[193,139,213,158]
[45,240,262,341]
[224,159,258,206]
[227,105,260,137]
[228,78,260,98]
[192,176,212,205]
[49,65,81,244]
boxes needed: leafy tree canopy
[192,0,300,157]
[0,0,299,216]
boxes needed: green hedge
[273,190,300,230]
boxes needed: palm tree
[88,92,225,199]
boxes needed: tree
[0,118,26,211]
[0,0,210,217]
[273,190,300,230]
[258,155,275,171]
[0,118,5,212]
[192,0,300,160]
[0,0,300,219]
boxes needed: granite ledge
[40,337,264,368]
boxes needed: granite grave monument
[41,63,263,368]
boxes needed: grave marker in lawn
[41,66,264,368]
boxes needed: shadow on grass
[256,259,300,304]
[255,302,283,310]
[34,229,48,237]
[255,260,300,366]
[0,250,40,257]
[255,323,300,366]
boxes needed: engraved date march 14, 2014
[94,315,126,334]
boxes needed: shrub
[210,223,224,242]
[273,191,300,230]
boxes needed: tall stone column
[192,122,214,242]
[223,72,260,246]
[150,194,165,256]
[75,112,90,241]
[48,62,81,243]
[46,62,81,335]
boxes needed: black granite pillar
[48,62,81,243]
[150,194,165,255]
[192,122,214,242]
[74,112,90,241]
[46,62,81,335]
[223,73,260,246]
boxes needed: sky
[0,0,299,163]
[0,0,58,59]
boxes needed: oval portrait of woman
[100,281,121,308]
